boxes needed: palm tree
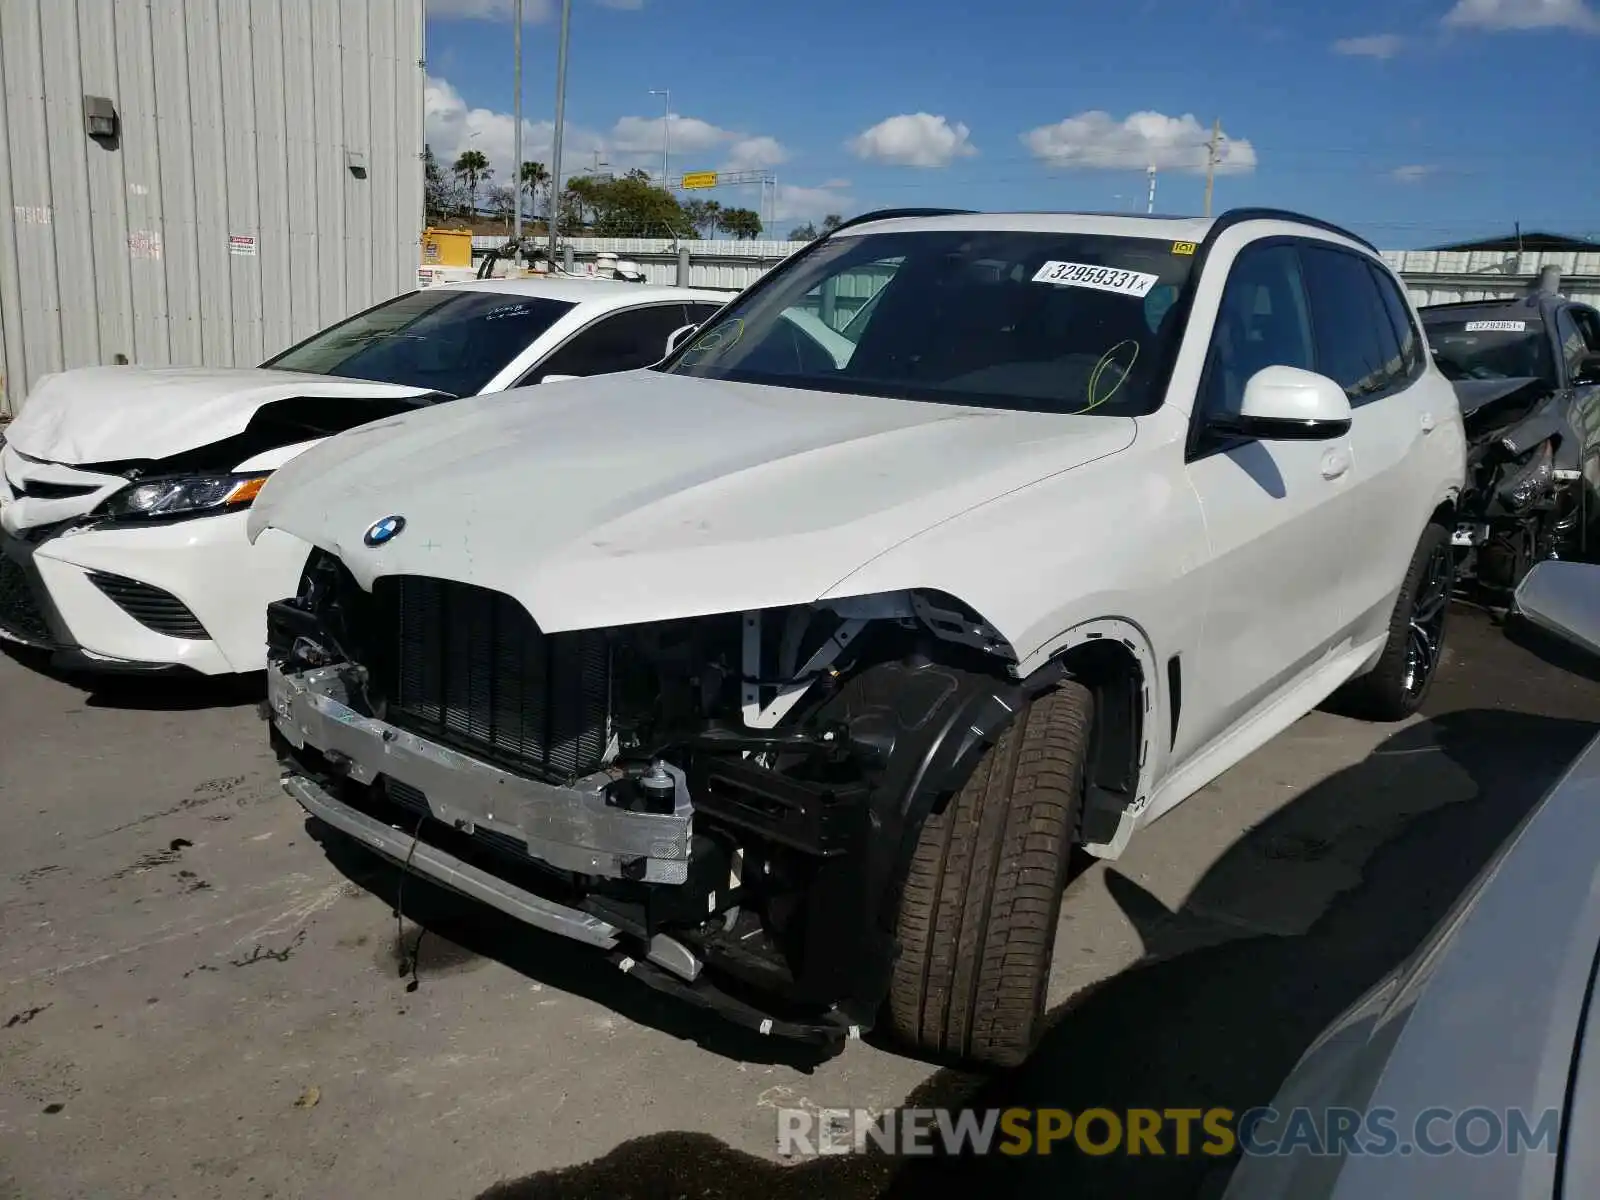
[519,161,551,221]
[452,149,491,216]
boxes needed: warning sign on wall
[228,234,257,256]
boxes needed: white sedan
[0,278,729,675]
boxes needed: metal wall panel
[0,0,425,416]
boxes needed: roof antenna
[1515,220,1523,256]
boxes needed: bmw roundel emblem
[363,515,406,547]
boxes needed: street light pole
[649,88,670,186]
[547,0,572,269]
[512,0,523,246]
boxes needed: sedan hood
[249,371,1135,631]
[1449,375,1545,420]
[5,366,433,465]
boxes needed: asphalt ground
[2,602,1598,1199]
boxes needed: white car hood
[248,370,1136,632]
[5,366,433,465]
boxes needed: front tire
[886,680,1093,1068]
[1337,522,1453,721]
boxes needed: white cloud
[817,177,851,189]
[424,75,788,186]
[1443,0,1600,31]
[773,181,854,223]
[847,113,978,168]
[1391,164,1436,183]
[1332,33,1406,57]
[1021,111,1257,175]
[723,136,788,173]
[425,74,587,184]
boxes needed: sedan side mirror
[1573,353,1600,388]
[664,323,699,357]
[1211,365,1353,441]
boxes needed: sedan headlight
[100,472,270,520]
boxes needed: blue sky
[424,0,1600,245]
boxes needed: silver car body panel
[267,662,693,884]
[1223,726,1600,1199]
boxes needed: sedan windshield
[658,229,1197,417]
[1422,316,1553,385]
[263,289,575,396]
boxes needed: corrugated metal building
[0,0,426,416]
[1381,249,1600,309]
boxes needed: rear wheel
[1337,522,1452,720]
[886,681,1093,1068]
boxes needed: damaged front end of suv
[267,551,1050,1047]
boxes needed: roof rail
[1209,207,1379,254]
[823,208,977,237]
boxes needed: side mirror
[664,323,699,357]
[1573,353,1600,388]
[540,373,581,384]
[1211,365,1353,441]
[1513,561,1600,662]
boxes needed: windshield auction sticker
[1463,320,1527,332]
[1033,261,1159,298]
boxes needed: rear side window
[1367,262,1425,383]
[528,304,695,382]
[1299,244,1403,404]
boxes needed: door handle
[1420,411,1436,434]
[1321,448,1352,480]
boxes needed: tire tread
[887,680,1094,1066]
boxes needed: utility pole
[1202,117,1222,218]
[547,0,571,269]
[512,0,523,247]
[1145,165,1157,215]
[649,89,671,185]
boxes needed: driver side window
[1198,243,1316,424]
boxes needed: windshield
[1422,315,1553,385]
[263,289,575,396]
[658,230,1196,416]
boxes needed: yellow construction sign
[680,171,718,190]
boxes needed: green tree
[787,221,818,241]
[820,213,845,235]
[683,199,723,237]
[717,206,763,239]
[487,184,516,227]
[452,149,492,215]
[589,173,690,237]
[519,161,550,219]
[424,144,454,224]
[562,176,602,229]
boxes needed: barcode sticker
[1032,261,1159,298]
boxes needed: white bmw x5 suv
[255,208,1465,1067]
